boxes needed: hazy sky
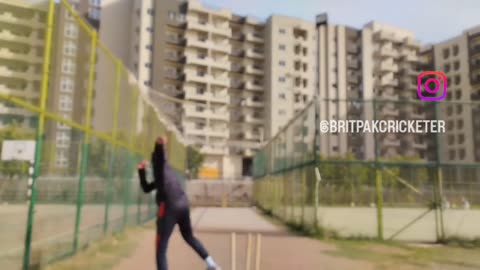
[201,0,480,44]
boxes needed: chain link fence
[0,0,186,269]
[254,98,480,243]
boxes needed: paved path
[113,207,373,270]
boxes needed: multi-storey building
[316,15,426,160]
[421,26,480,167]
[264,15,316,139]
[47,0,101,171]
[0,0,47,129]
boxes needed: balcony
[231,81,245,90]
[245,98,264,107]
[231,65,245,73]
[412,142,427,149]
[0,66,42,81]
[245,49,264,59]
[0,84,40,98]
[374,31,395,42]
[380,76,399,86]
[0,47,42,63]
[382,139,401,148]
[380,106,399,117]
[347,43,359,54]
[0,29,42,46]
[185,71,210,84]
[231,32,245,41]
[186,55,209,66]
[245,81,263,92]
[209,108,229,121]
[206,128,229,138]
[166,54,186,64]
[403,36,420,48]
[231,49,245,58]
[245,32,264,43]
[245,65,264,75]
[186,20,210,33]
[377,46,396,58]
[0,12,43,28]
[347,58,360,69]
[165,71,185,81]
[166,36,186,46]
[210,59,230,70]
[242,114,263,124]
[347,74,360,84]
[210,75,229,87]
[211,25,231,37]
[376,61,398,73]
[200,145,227,155]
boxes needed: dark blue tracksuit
[138,143,209,270]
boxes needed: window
[63,41,77,56]
[456,104,462,114]
[60,77,74,93]
[457,119,464,129]
[454,61,460,70]
[88,7,100,20]
[279,93,286,99]
[455,90,462,100]
[59,95,72,111]
[62,59,76,74]
[279,28,286,34]
[448,135,454,145]
[279,44,286,50]
[279,109,286,115]
[446,106,453,116]
[147,8,154,15]
[447,120,454,130]
[442,48,450,59]
[168,11,176,20]
[453,45,459,56]
[178,13,186,22]
[458,134,465,144]
[459,149,466,160]
[278,76,285,82]
[444,63,451,72]
[145,63,152,69]
[449,150,455,159]
[279,61,286,66]
[64,23,78,38]
[455,75,461,85]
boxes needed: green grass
[45,223,153,270]
[325,239,480,270]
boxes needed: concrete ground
[113,207,374,270]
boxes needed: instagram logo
[417,71,447,101]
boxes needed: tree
[186,146,203,179]
[0,123,35,179]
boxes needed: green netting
[254,98,480,243]
[0,1,187,269]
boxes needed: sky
[201,0,480,44]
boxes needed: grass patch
[45,224,152,270]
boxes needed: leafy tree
[186,146,203,179]
[0,123,35,179]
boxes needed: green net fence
[254,97,480,243]
[0,0,186,269]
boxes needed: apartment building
[316,15,426,160]
[421,26,480,166]
[315,14,365,159]
[46,0,101,171]
[264,15,316,139]
[0,0,47,129]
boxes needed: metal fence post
[103,60,122,233]
[22,1,55,268]
[375,167,384,240]
[73,30,97,252]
